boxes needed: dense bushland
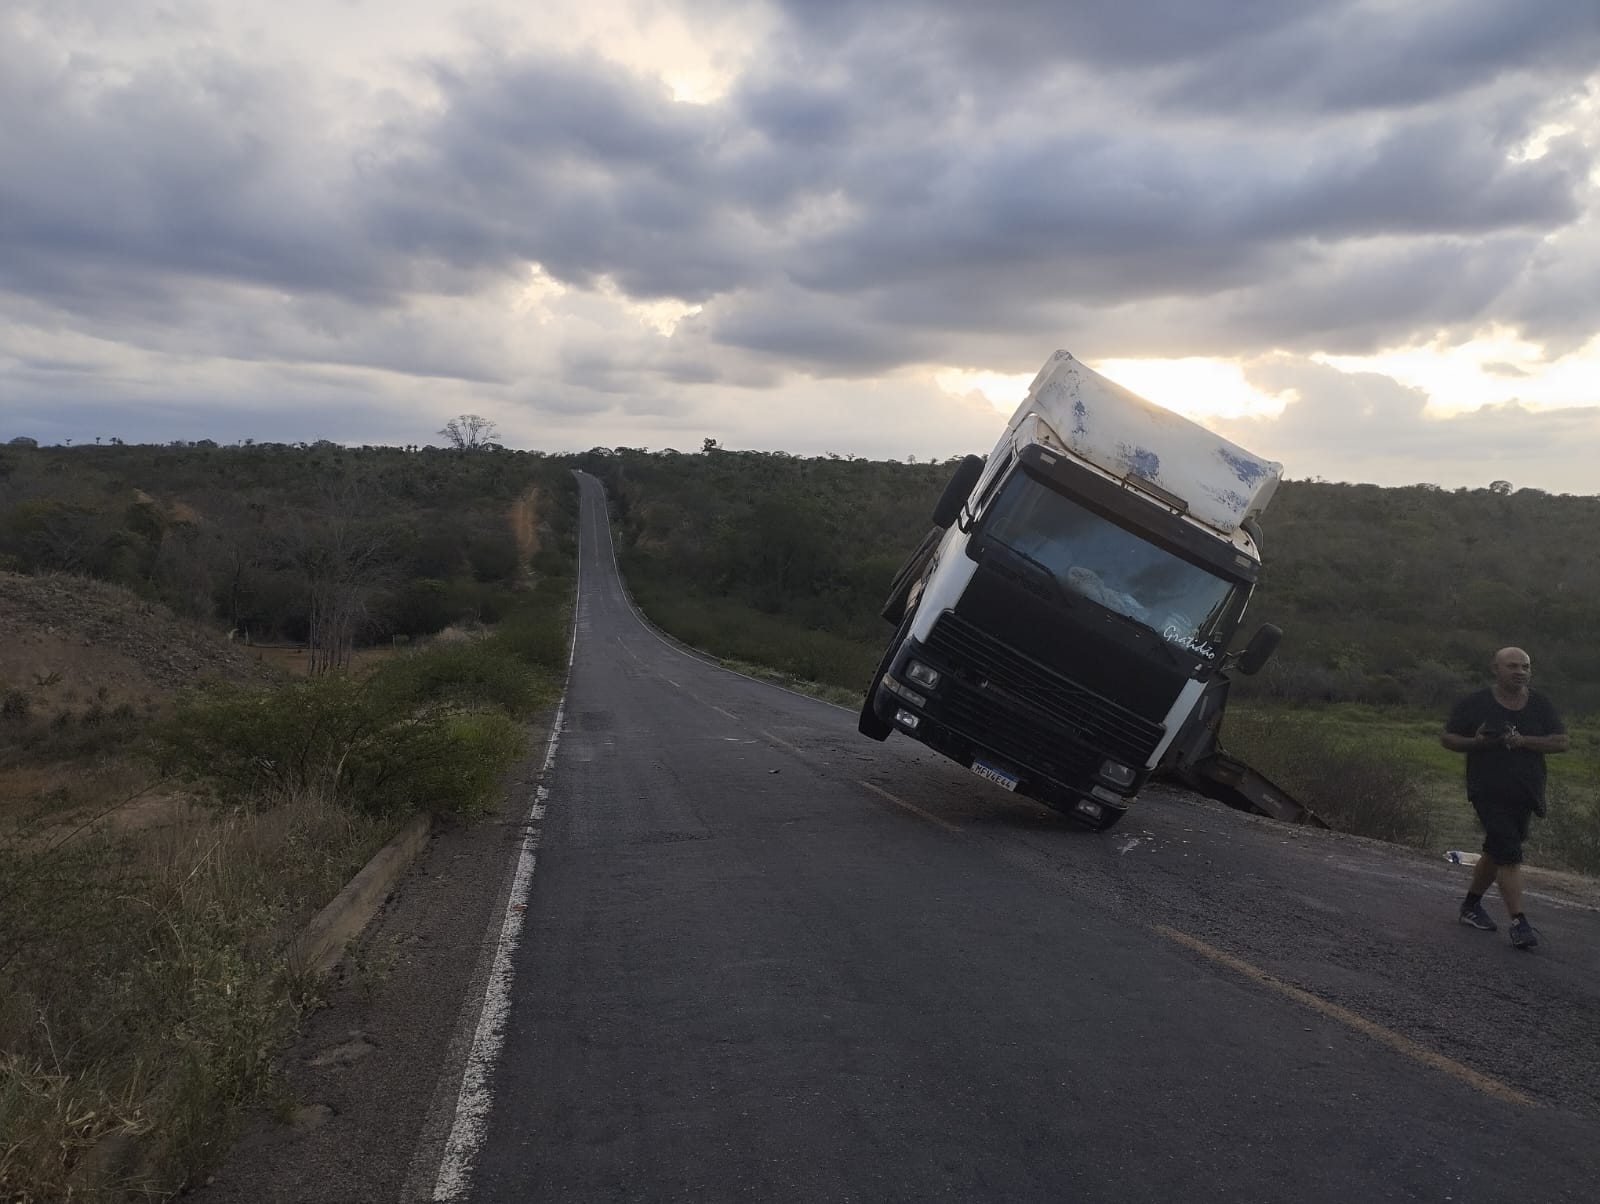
[0,439,575,660]
[580,446,1600,714]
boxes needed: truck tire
[1089,807,1129,833]
[858,613,913,741]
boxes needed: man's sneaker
[1459,901,1498,931]
[1509,917,1541,950]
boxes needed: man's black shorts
[1472,794,1534,865]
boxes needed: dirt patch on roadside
[509,486,542,577]
[0,571,277,711]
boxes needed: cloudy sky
[3,0,1598,490]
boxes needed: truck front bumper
[869,659,1141,825]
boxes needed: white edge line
[427,489,585,1202]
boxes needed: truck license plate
[970,759,1019,791]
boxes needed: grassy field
[1221,701,1599,868]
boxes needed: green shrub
[344,708,525,816]
[369,641,545,719]
[158,672,530,817]
[159,676,375,807]
[490,600,572,670]
[1529,784,1600,875]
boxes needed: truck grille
[923,613,1165,768]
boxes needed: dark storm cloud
[369,50,762,301]
[3,0,1599,459]
[770,0,1600,117]
[0,29,391,310]
[767,0,1316,74]
[1158,0,1600,115]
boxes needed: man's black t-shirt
[1445,688,1566,809]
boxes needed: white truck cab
[861,350,1285,830]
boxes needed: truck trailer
[860,349,1304,831]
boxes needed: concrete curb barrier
[69,813,437,1196]
[288,811,434,978]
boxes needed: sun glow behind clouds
[1090,358,1292,421]
[937,358,1292,423]
[1315,329,1600,415]
[933,368,1036,413]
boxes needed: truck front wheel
[858,614,912,741]
[1089,807,1129,832]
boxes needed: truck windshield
[977,470,1236,651]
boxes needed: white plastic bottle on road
[1445,850,1481,866]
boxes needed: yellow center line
[1155,924,1535,1108]
[858,781,963,834]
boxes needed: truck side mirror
[1235,623,1282,676]
[932,454,985,529]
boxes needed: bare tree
[438,414,501,451]
[284,483,395,674]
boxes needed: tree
[283,483,396,675]
[439,414,501,451]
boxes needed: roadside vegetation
[0,433,576,1201]
[580,445,1600,870]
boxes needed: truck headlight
[904,659,941,690]
[1099,760,1136,788]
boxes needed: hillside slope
[0,571,276,712]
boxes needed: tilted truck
[860,349,1320,832]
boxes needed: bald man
[1441,647,1569,949]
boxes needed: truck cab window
[978,470,1234,646]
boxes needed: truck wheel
[1091,807,1129,833]
[858,613,912,741]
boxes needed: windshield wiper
[982,541,1075,608]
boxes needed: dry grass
[244,644,398,679]
[0,792,399,1201]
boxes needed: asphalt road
[201,471,1600,1204]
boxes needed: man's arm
[1441,728,1488,753]
[1508,731,1569,753]
[1509,694,1571,753]
[1441,696,1480,753]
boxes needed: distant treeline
[577,447,1600,716]
[6,438,1594,714]
[0,440,578,662]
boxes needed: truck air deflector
[1008,350,1281,536]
